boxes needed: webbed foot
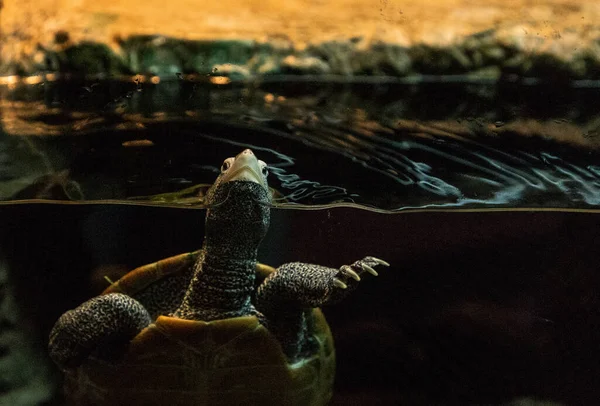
[333,256,389,290]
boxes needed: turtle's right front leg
[49,293,151,370]
[256,256,389,311]
[255,256,388,360]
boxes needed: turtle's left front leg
[256,256,388,360]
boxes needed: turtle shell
[63,253,336,406]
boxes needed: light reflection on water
[2,79,600,210]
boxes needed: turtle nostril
[242,149,253,155]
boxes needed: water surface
[2,78,600,210]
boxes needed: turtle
[48,149,388,406]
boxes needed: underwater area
[1,77,600,406]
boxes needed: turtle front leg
[255,256,388,360]
[49,293,151,370]
[256,256,389,311]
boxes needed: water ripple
[3,82,600,210]
[275,117,600,209]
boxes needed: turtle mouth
[224,165,264,186]
[221,149,267,190]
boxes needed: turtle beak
[222,149,266,188]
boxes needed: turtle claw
[334,256,389,289]
[353,256,389,277]
[340,265,361,281]
[372,257,390,267]
[363,265,379,276]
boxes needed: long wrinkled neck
[174,219,265,321]
[174,181,270,321]
[186,245,256,316]
[203,217,262,261]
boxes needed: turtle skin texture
[61,257,335,406]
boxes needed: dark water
[3,204,600,406]
[2,79,600,210]
[2,79,600,405]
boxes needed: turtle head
[204,149,271,257]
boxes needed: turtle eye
[221,158,233,172]
[259,161,268,177]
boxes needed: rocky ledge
[1,0,600,82]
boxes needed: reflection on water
[2,79,600,210]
